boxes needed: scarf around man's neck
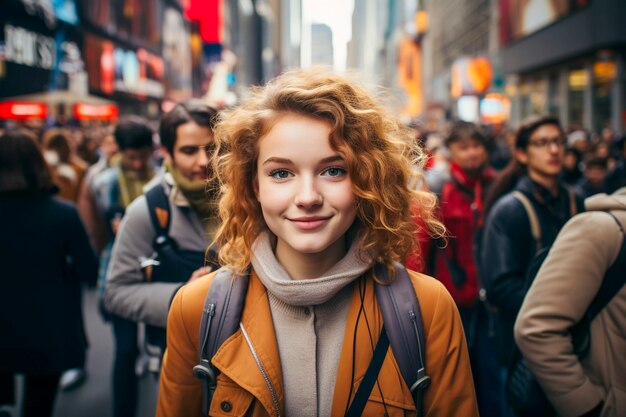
[164,160,219,229]
[449,161,496,228]
[251,231,373,306]
[117,159,154,209]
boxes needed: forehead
[122,147,152,158]
[257,113,335,159]
[449,136,485,148]
[174,122,213,148]
[530,124,561,139]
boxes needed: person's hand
[188,266,213,282]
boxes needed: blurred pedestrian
[481,115,584,417]
[515,188,626,417]
[428,121,500,417]
[561,148,583,186]
[0,130,98,417]
[157,68,478,417]
[77,128,120,254]
[42,127,88,202]
[575,156,610,199]
[91,116,158,417]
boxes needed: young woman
[157,68,478,417]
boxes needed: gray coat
[104,174,214,327]
[515,188,626,417]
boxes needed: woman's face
[255,113,357,265]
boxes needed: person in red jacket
[430,121,500,417]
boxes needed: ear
[161,145,173,164]
[514,148,528,165]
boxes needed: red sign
[73,103,119,120]
[185,0,223,43]
[0,101,48,120]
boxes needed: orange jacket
[157,269,478,417]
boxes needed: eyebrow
[262,155,344,166]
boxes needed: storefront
[501,0,626,133]
[0,0,84,99]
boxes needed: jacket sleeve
[157,282,204,417]
[104,194,183,327]
[66,205,99,287]
[514,212,621,417]
[421,278,479,417]
[481,196,532,314]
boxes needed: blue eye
[323,167,347,177]
[269,169,291,179]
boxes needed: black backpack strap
[374,263,430,417]
[193,268,249,417]
[145,184,171,239]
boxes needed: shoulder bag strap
[145,184,170,238]
[513,191,542,253]
[193,268,249,417]
[374,263,430,417]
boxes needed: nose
[131,158,146,172]
[197,147,210,167]
[294,176,323,208]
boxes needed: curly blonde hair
[212,67,443,275]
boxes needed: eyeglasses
[528,136,567,148]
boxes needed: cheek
[332,182,357,213]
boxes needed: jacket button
[220,401,232,412]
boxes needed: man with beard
[103,101,219,416]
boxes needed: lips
[288,216,331,230]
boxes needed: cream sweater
[251,232,372,417]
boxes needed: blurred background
[1,0,624,134]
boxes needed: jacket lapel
[211,272,285,417]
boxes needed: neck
[275,238,346,280]
[528,170,559,196]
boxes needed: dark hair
[513,115,562,150]
[445,121,488,148]
[42,128,71,163]
[114,116,154,150]
[159,100,219,155]
[584,155,608,170]
[0,130,54,194]
[484,115,563,215]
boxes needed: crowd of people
[0,67,624,417]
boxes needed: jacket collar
[516,175,564,207]
[211,271,285,417]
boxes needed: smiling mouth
[289,217,331,230]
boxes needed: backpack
[506,192,626,417]
[192,263,431,417]
[142,184,219,360]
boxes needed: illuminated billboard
[500,0,590,45]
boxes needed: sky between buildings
[303,0,354,71]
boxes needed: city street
[52,288,159,417]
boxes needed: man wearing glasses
[480,115,585,417]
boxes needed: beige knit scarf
[251,231,373,306]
